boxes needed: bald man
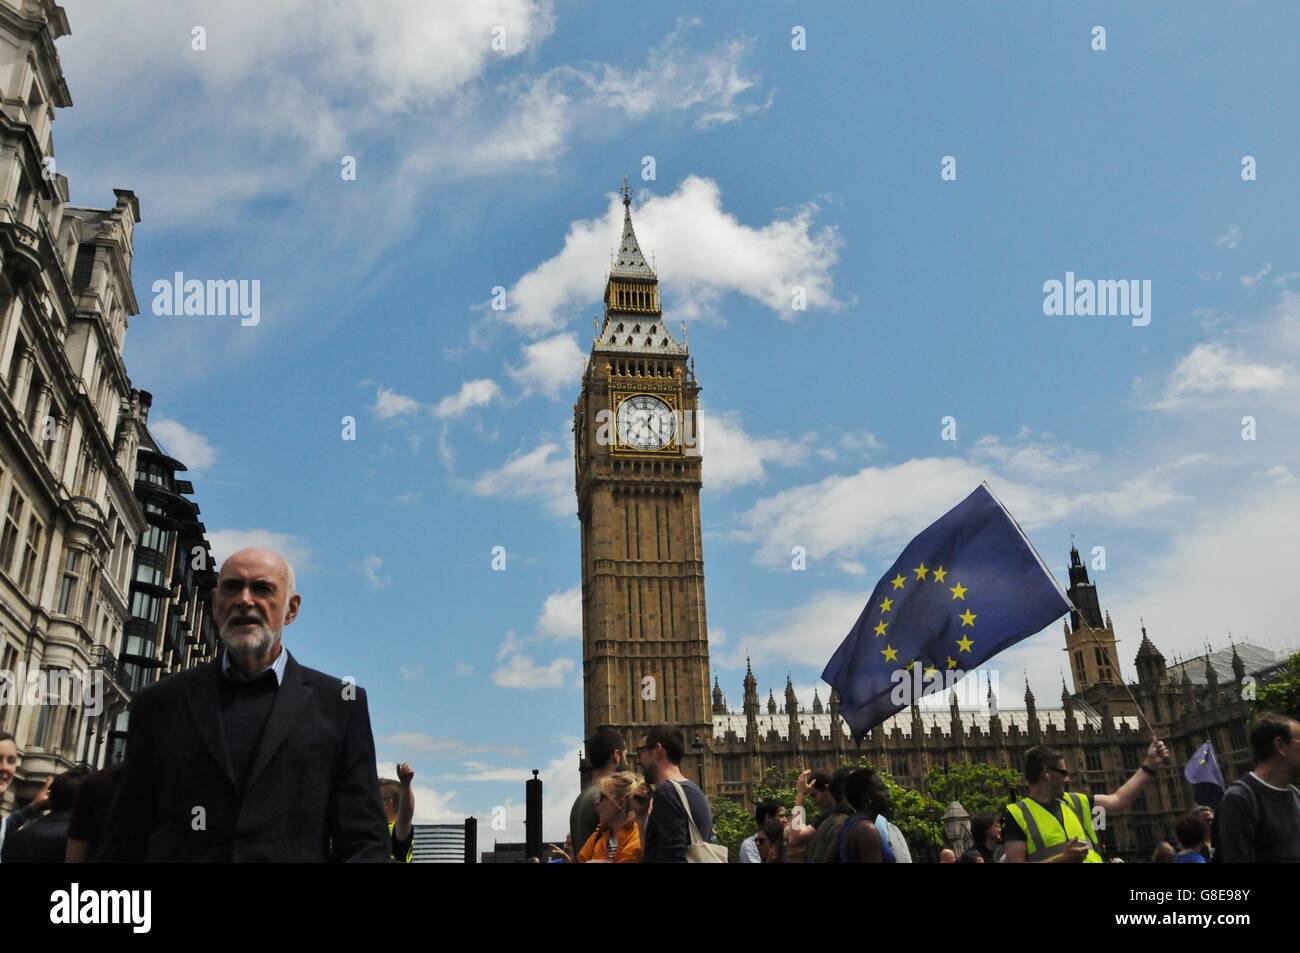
[101,548,389,862]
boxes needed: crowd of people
[550,711,1300,864]
[1,545,1297,864]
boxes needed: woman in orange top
[577,771,643,863]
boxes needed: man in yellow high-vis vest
[1003,741,1169,863]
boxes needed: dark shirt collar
[221,646,288,685]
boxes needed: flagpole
[980,482,1160,741]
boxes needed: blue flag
[822,483,1072,737]
[1184,742,1225,788]
[1184,741,1225,810]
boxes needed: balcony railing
[89,644,129,697]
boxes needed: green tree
[708,760,948,858]
[924,761,1022,817]
[1254,651,1300,721]
[709,796,754,863]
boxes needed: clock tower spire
[574,180,712,790]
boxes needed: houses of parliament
[572,182,1285,856]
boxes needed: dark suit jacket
[0,809,71,863]
[100,651,390,862]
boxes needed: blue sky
[53,1,1300,840]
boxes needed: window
[82,567,98,621]
[134,560,165,587]
[19,514,42,592]
[32,696,52,747]
[130,590,162,625]
[1230,724,1247,750]
[57,549,82,614]
[0,643,18,729]
[22,371,43,429]
[723,758,741,784]
[0,491,22,571]
[5,336,24,395]
[1085,748,1102,772]
[1074,651,1084,677]
[40,406,59,459]
[139,523,171,554]
[60,703,80,754]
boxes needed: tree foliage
[1254,650,1300,722]
[709,758,987,858]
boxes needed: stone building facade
[0,0,214,810]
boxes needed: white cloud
[492,648,576,689]
[737,455,1187,569]
[355,554,391,590]
[1155,342,1290,408]
[1241,262,1272,290]
[970,428,1099,481]
[698,407,799,492]
[453,744,584,843]
[507,333,587,399]
[498,175,841,336]
[1264,465,1297,488]
[434,378,502,419]
[716,589,870,670]
[1216,225,1241,250]
[1106,485,1300,669]
[472,441,573,517]
[148,418,217,473]
[576,18,764,127]
[207,528,314,571]
[374,386,424,421]
[536,586,581,640]
[377,733,525,759]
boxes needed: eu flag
[1184,741,1225,809]
[822,483,1072,737]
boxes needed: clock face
[617,395,675,451]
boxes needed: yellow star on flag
[946,656,959,669]
[924,663,938,678]
[873,620,888,637]
[959,608,977,627]
[913,562,929,580]
[881,644,898,662]
[950,582,967,600]
[891,574,906,590]
[880,597,893,613]
[956,635,974,653]
[932,566,948,583]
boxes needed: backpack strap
[667,779,704,847]
[839,813,867,863]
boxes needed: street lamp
[691,734,705,787]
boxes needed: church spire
[611,177,654,278]
[594,178,684,354]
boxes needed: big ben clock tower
[573,180,713,789]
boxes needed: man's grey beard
[220,619,283,659]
